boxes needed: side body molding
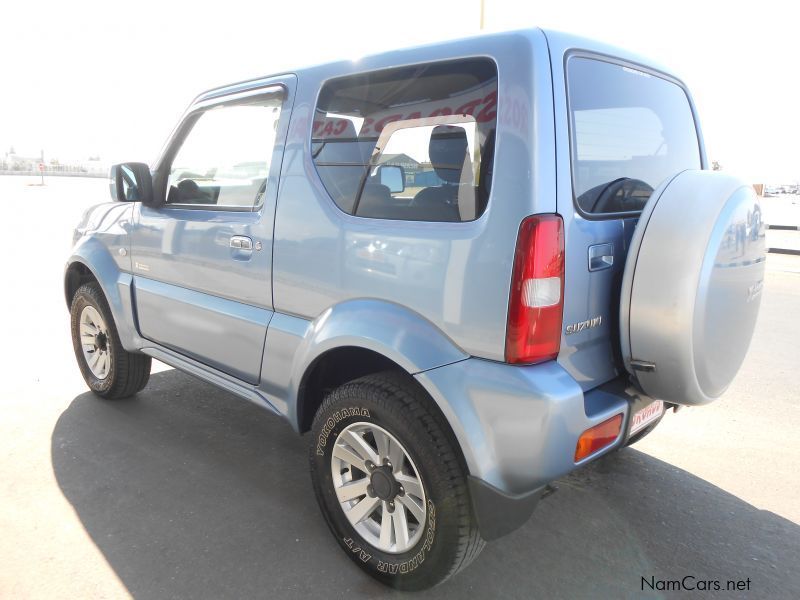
[258,299,470,429]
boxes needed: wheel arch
[296,346,403,433]
[64,260,98,308]
[65,240,141,352]
[297,346,473,492]
[273,299,468,430]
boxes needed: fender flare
[65,238,142,352]
[282,299,469,429]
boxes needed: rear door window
[312,58,497,222]
[567,57,701,215]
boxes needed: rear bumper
[415,358,657,538]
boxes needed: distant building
[378,153,423,186]
[1,149,106,175]
[2,150,41,171]
[377,153,420,172]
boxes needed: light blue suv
[65,28,765,589]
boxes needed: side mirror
[109,162,155,205]
[377,164,405,194]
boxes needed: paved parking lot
[1,176,798,599]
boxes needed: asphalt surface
[1,176,798,599]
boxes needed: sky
[1,0,797,183]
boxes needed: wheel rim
[79,305,111,380]
[331,422,427,554]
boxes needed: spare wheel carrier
[620,170,766,406]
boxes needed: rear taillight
[505,214,565,364]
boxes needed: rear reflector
[505,215,565,364]
[574,414,623,462]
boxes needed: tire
[70,282,151,399]
[309,371,484,590]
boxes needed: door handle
[588,243,614,271]
[230,235,253,251]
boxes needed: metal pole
[480,0,485,29]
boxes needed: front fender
[65,203,142,351]
[259,299,469,427]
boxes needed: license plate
[629,400,664,435]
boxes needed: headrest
[429,125,469,183]
[313,118,363,165]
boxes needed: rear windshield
[567,57,701,215]
[312,58,498,222]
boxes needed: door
[131,79,294,384]
[552,50,703,391]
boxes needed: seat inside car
[411,125,475,221]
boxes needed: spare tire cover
[620,170,765,406]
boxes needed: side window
[312,58,497,222]
[567,57,701,215]
[166,96,283,209]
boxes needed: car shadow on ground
[52,370,799,600]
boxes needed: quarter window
[567,57,701,215]
[312,59,498,222]
[167,96,283,209]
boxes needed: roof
[197,27,680,101]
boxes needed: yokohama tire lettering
[316,407,371,456]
